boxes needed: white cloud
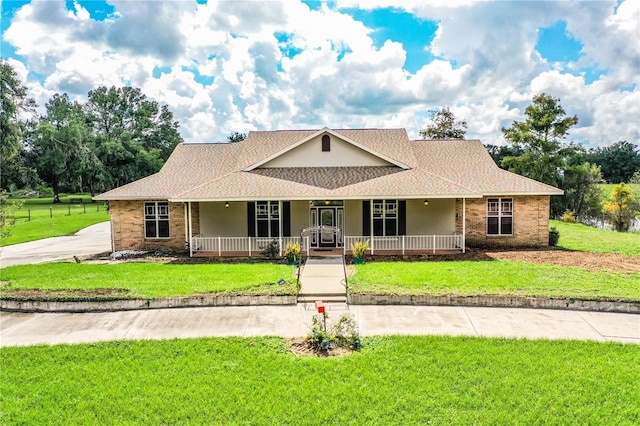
[2,0,638,147]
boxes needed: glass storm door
[320,208,335,246]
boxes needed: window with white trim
[144,201,170,238]
[256,201,279,237]
[487,198,513,235]
[373,199,398,236]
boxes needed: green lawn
[1,336,638,425]
[0,263,298,299]
[551,220,640,256]
[349,260,640,301]
[2,194,109,246]
[600,183,640,195]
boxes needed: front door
[320,208,335,246]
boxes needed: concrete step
[298,295,347,303]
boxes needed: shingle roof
[94,129,563,201]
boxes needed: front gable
[245,128,409,170]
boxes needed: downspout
[188,201,193,257]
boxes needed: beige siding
[464,195,551,247]
[290,200,310,233]
[406,198,456,235]
[109,200,186,251]
[199,202,247,237]
[344,200,363,236]
[262,135,393,168]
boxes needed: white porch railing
[191,236,308,256]
[343,234,464,255]
[191,234,462,255]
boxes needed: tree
[419,107,467,139]
[30,94,89,201]
[0,190,23,243]
[0,60,36,160]
[602,183,639,232]
[584,141,640,184]
[501,93,579,188]
[485,144,525,169]
[84,86,182,190]
[562,162,603,222]
[227,132,246,143]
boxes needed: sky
[1,0,638,147]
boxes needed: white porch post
[183,203,188,247]
[278,200,283,256]
[462,198,466,254]
[370,198,374,255]
[188,201,193,257]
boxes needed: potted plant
[284,242,301,265]
[351,240,369,264]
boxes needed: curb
[347,294,640,314]
[0,295,297,313]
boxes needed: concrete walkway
[0,221,112,267]
[1,305,638,347]
[298,256,347,302]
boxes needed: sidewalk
[2,304,638,347]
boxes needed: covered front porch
[185,198,467,257]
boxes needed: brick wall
[463,195,551,247]
[109,200,190,251]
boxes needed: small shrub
[283,242,301,260]
[351,240,369,259]
[561,210,577,223]
[307,312,361,353]
[549,226,560,246]
[261,240,280,260]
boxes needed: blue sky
[2,0,638,147]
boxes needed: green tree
[419,107,467,140]
[485,144,525,169]
[227,132,246,143]
[30,95,85,201]
[0,190,23,243]
[562,162,603,222]
[501,93,579,187]
[84,86,182,190]
[602,183,639,232]
[0,60,36,160]
[584,141,640,184]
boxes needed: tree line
[1,60,182,200]
[422,96,640,232]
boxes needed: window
[322,135,330,152]
[144,201,169,238]
[373,199,398,236]
[487,198,513,235]
[256,201,279,237]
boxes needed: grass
[0,263,299,298]
[600,183,640,195]
[1,336,638,424]
[551,220,640,256]
[2,194,109,246]
[349,261,640,301]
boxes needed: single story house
[94,128,563,257]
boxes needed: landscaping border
[0,295,297,313]
[347,294,639,314]
[1,294,638,313]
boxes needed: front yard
[1,336,638,424]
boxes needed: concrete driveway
[0,221,111,268]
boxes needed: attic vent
[322,135,330,152]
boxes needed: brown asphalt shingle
[94,128,563,201]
